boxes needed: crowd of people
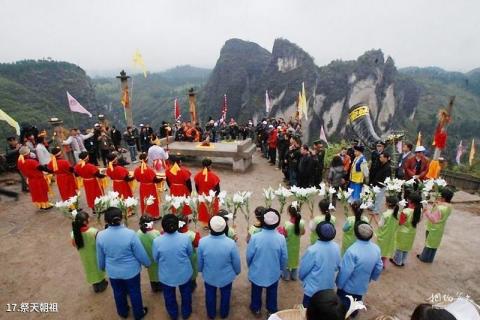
[1,117,476,320]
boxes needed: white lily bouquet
[94,191,139,226]
[336,188,354,216]
[163,195,188,214]
[198,189,219,219]
[227,191,252,230]
[360,185,375,210]
[417,177,448,202]
[186,192,199,229]
[381,177,405,197]
[274,185,292,214]
[318,182,337,202]
[263,187,276,208]
[55,194,80,219]
[290,186,318,218]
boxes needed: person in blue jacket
[246,208,288,317]
[152,214,193,320]
[336,221,383,317]
[198,215,241,319]
[299,221,341,307]
[96,207,151,320]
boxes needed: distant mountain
[399,66,480,160]
[200,38,420,143]
[93,65,211,128]
[1,44,478,164]
[0,59,97,146]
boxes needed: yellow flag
[416,131,422,147]
[301,82,308,120]
[0,107,20,135]
[297,91,303,119]
[469,138,476,166]
[132,50,148,78]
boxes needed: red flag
[221,94,228,121]
[174,98,181,121]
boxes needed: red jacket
[404,155,430,180]
[268,129,278,149]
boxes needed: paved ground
[0,153,479,320]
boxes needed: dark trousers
[268,148,276,164]
[17,170,28,192]
[337,289,362,317]
[250,281,278,313]
[419,232,437,263]
[302,294,311,308]
[100,149,110,167]
[109,273,144,320]
[205,282,232,319]
[162,281,192,320]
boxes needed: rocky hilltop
[200,38,421,143]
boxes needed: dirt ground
[0,153,479,320]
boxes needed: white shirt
[35,143,51,165]
[147,145,169,167]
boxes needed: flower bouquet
[381,177,405,197]
[291,186,318,218]
[274,185,292,214]
[55,194,80,219]
[227,191,252,230]
[360,185,375,210]
[94,191,139,226]
[336,188,354,216]
[198,189,218,219]
[263,187,276,208]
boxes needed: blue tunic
[246,228,288,287]
[152,231,193,287]
[198,234,241,288]
[299,240,341,297]
[96,225,151,280]
[336,240,383,295]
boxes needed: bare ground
[0,153,479,320]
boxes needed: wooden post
[117,70,133,127]
[188,88,197,124]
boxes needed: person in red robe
[194,158,220,225]
[47,146,78,201]
[17,146,53,210]
[74,152,105,211]
[165,155,192,215]
[106,153,134,199]
[134,153,163,219]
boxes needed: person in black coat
[297,144,314,188]
[311,141,326,187]
[369,141,386,183]
[370,152,392,225]
[110,126,122,151]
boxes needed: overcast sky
[1,0,478,76]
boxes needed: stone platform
[160,138,256,172]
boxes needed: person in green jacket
[217,209,238,242]
[280,204,305,281]
[71,210,108,293]
[247,206,265,243]
[391,192,422,267]
[376,196,400,269]
[310,199,337,244]
[178,214,201,291]
[137,215,162,292]
[418,188,454,263]
[341,201,369,255]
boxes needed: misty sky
[1,0,478,75]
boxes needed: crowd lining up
[2,118,477,320]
